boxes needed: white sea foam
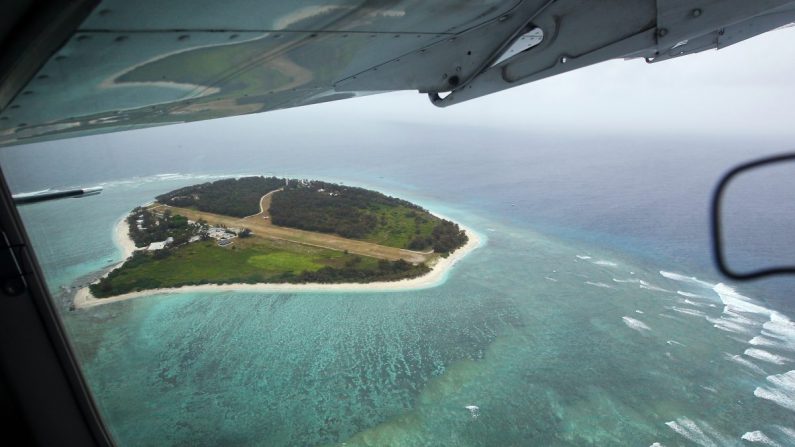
[96,172,248,189]
[721,309,759,327]
[639,280,673,293]
[713,283,771,316]
[677,290,710,299]
[683,299,709,308]
[741,431,780,446]
[665,417,729,447]
[659,271,715,288]
[649,443,665,447]
[667,340,685,347]
[576,255,592,260]
[758,313,795,351]
[635,310,644,314]
[613,277,641,284]
[585,281,613,289]
[465,405,480,419]
[754,370,795,412]
[762,329,789,341]
[696,283,790,340]
[544,277,558,282]
[744,348,792,365]
[593,260,618,267]
[775,426,795,443]
[623,316,651,332]
[707,317,752,334]
[750,336,785,349]
[670,306,707,318]
[723,353,766,375]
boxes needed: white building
[146,237,174,251]
[147,241,166,251]
[206,226,236,241]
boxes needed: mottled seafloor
[18,176,795,446]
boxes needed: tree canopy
[156,176,285,217]
[269,180,467,253]
[156,177,468,254]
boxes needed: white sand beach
[113,217,137,260]
[74,219,483,309]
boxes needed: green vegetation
[246,252,325,272]
[91,177,468,298]
[366,205,437,248]
[90,239,428,298]
[127,207,202,248]
[155,176,285,217]
[408,220,468,254]
[269,180,468,253]
[153,177,468,253]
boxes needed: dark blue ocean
[1,116,794,446]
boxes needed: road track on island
[150,191,433,264]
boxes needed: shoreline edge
[74,214,483,309]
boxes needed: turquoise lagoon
[16,174,795,446]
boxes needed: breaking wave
[622,316,651,332]
[639,280,673,293]
[613,277,641,284]
[96,172,258,189]
[677,290,710,299]
[659,271,715,289]
[669,306,707,318]
[707,317,753,334]
[585,281,612,289]
[741,430,780,446]
[776,426,795,443]
[593,260,618,267]
[754,370,795,412]
[664,417,731,447]
[744,348,792,365]
[723,352,766,375]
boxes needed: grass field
[247,252,326,273]
[92,238,355,296]
[364,204,438,249]
[91,233,430,298]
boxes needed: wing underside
[1,0,794,146]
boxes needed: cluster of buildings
[135,215,146,231]
[316,188,340,197]
[137,208,244,250]
[206,226,240,246]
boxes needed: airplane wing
[1,0,794,147]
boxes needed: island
[75,176,479,307]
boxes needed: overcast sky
[259,24,795,139]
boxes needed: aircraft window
[2,23,795,447]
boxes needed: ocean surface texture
[3,125,795,446]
